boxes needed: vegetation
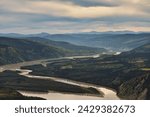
[27,33,150,51]
[0,70,102,99]
[141,68,150,71]
[26,37,107,55]
[0,37,106,65]
[0,33,150,100]
[22,43,150,99]
[0,37,66,65]
[0,88,44,100]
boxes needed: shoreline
[0,55,120,100]
[28,70,119,97]
[17,69,119,100]
[18,90,104,98]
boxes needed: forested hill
[0,37,106,65]
[25,37,106,54]
[27,33,150,51]
[1,32,150,51]
[0,37,67,65]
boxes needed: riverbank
[0,55,120,100]
[16,68,119,100]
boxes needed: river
[17,69,120,100]
[0,55,120,100]
[0,55,100,72]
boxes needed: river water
[0,55,120,100]
[17,69,120,100]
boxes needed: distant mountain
[42,33,150,51]
[28,32,51,38]
[28,32,150,51]
[0,37,106,65]
[26,37,106,54]
[0,33,27,38]
[1,32,150,51]
[79,30,138,34]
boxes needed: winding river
[16,69,120,100]
[0,55,120,100]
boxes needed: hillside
[25,37,106,54]
[25,33,150,51]
[0,70,102,98]
[117,43,150,99]
[0,37,66,65]
[117,43,150,67]
[0,37,106,65]
[1,32,150,51]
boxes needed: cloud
[0,0,149,18]
[30,0,119,7]
[0,0,149,33]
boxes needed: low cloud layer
[0,0,149,33]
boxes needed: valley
[0,37,106,66]
[20,43,150,99]
[1,32,149,51]
[0,32,149,100]
[0,55,119,100]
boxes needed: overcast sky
[0,0,150,34]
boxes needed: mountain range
[0,32,150,51]
[34,33,150,51]
[0,37,105,65]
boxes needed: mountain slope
[0,37,106,65]
[1,32,150,51]
[30,33,150,51]
[26,37,106,54]
[0,37,66,65]
[118,43,150,66]
[117,43,150,99]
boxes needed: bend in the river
[17,69,120,100]
[0,55,120,100]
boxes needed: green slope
[0,36,107,65]
[31,33,150,51]
[0,37,66,65]
[26,37,107,54]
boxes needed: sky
[0,0,150,34]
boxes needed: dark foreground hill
[116,43,150,99]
